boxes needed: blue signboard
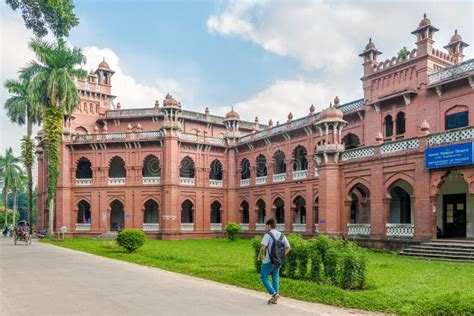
[425,142,474,169]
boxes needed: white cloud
[208,0,473,124]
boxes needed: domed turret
[309,104,315,114]
[287,112,293,122]
[444,29,469,62]
[98,58,111,70]
[418,13,431,28]
[163,93,181,108]
[318,97,345,123]
[225,107,240,121]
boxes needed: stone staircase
[401,239,474,262]
[95,232,118,240]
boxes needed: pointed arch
[181,199,194,223]
[76,200,91,224]
[210,200,222,223]
[76,157,93,179]
[209,159,223,180]
[144,199,159,224]
[180,156,195,178]
[109,156,126,178]
[142,154,161,177]
[292,145,308,171]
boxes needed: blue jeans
[260,262,280,295]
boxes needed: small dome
[268,119,273,126]
[309,104,315,113]
[319,101,344,122]
[163,93,181,108]
[334,96,340,106]
[419,13,431,28]
[255,116,259,123]
[205,107,210,114]
[365,38,376,50]
[154,100,160,108]
[450,29,462,43]
[288,112,293,120]
[375,131,383,142]
[225,107,240,120]
[98,58,111,70]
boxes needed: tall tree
[0,148,23,227]
[26,38,87,236]
[6,0,79,38]
[4,72,42,224]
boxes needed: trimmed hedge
[116,229,147,252]
[253,234,367,290]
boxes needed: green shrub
[308,239,323,282]
[225,222,241,241]
[341,243,367,289]
[283,233,303,278]
[251,236,262,273]
[116,229,146,252]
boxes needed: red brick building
[36,16,474,246]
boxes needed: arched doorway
[436,172,471,238]
[389,180,413,224]
[77,200,91,224]
[274,198,285,224]
[293,196,306,224]
[181,200,194,224]
[110,200,124,231]
[210,201,222,223]
[348,184,371,224]
[76,158,93,179]
[240,201,249,224]
[144,199,159,224]
[256,199,266,224]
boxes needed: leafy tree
[0,148,23,227]
[26,38,87,236]
[4,71,42,224]
[6,0,79,38]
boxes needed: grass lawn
[42,238,474,314]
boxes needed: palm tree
[4,71,42,224]
[26,37,87,237]
[0,148,23,227]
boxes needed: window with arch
[240,201,249,224]
[256,155,267,177]
[180,157,195,178]
[77,200,91,224]
[240,159,251,180]
[396,112,406,135]
[342,133,360,150]
[181,200,194,223]
[109,156,126,178]
[210,201,222,223]
[143,155,161,177]
[110,200,124,231]
[293,196,306,224]
[274,198,285,223]
[314,197,319,225]
[209,159,223,180]
[273,151,286,175]
[144,199,159,224]
[76,158,93,179]
[292,146,308,171]
[384,115,393,137]
[445,106,468,130]
[257,199,266,223]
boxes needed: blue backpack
[268,231,286,266]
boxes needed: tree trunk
[3,190,7,227]
[48,197,54,237]
[27,120,33,224]
[13,189,17,225]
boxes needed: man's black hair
[265,218,276,229]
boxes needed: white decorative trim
[256,176,267,185]
[76,178,92,186]
[386,223,414,237]
[380,138,420,154]
[292,170,307,180]
[143,223,159,231]
[427,126,474,147]
[347,223,371,236]
[292,223,306,232]
[314,224,319,233]
[273,173,286,183]
[240,224,249,231]
[75,223,91,231]
[143,177,160,185]
[240,179,250,187]
[341,147,375,161]
[256,223,265,231]
[209,179,223,187]
[210,223,222,231]
[180,177,195,186]
[108,178,126,185]
[276,223,285,231]
[180,223,194,231]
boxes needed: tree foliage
[6,0,79,38]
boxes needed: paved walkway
[0,238,377,316]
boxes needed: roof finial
[423,13,427,19]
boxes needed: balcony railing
[210,223,222,231]
[209,179,223,187]
[273,173,286,183]
[256,223,265,231]
[143,223,160,231]
[180,177,195,186]
[75,178,92,186]
[108,178,126,185]
[276,223,285,231]
[347,223,371,236]
[256,176,267,185]
[428,58,474,84]
[386,223,414,237]
[75,223,91,231]
[240,179,250,187]
[292,170,307,180]
[380,138,420,154]
[341,146,375,161]
[426,125,474,147]
[143,177,160,185]
[292,223,306,232]
[240,224,249,231]
[314,224,319,233]
[181,223,194,231]
[316,143,345,153]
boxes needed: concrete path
[0,238,378,316]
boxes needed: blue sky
[1,0,473,156]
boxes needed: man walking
[257,218,291,304]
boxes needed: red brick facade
[36,16,474,246]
